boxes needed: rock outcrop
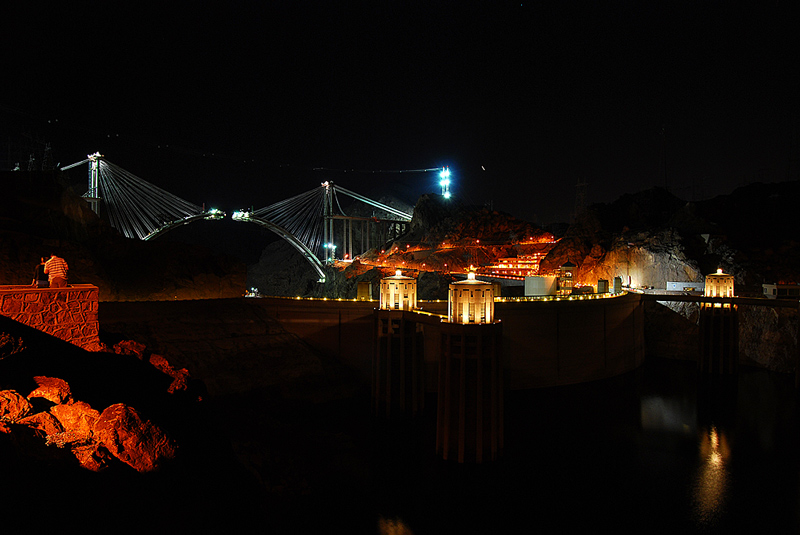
[3,375,177,472]
[28,376,73,404]
[93,403,177,472]
[0,313,190,472]
[0,390,32,422]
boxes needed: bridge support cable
[97,160,202,239]
[232,211,328,283]
[236,181,414,280]
[331,184,412,221]
[233,185,329,281]
[250,187,328,260]
[63,154,223,240]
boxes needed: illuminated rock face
[93,403,177,472]
[4,383,177,472]
[0,390,32,422]
[17,411,63,436]
[51,401,101,442]
[0,285,100,351]
[27,376,73,405]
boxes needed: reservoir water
[320,357,800,534]
[32,300,798,533]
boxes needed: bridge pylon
[87,152,103,216]
[323,181,335,264]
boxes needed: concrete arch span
[142,210,226,241]
[232,212,327,283]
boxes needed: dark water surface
[344,358,800,534]
[5,309,798,533]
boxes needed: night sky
[4,2,798,225]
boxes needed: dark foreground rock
[0,313,265,530]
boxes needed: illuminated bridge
[61,154,414,282]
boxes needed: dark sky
[4,1,798,224]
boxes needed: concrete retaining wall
[0,285,101,351]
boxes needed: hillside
[0,171,245,301]
[247,181,800,299]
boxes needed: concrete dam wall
[253,292,645,390]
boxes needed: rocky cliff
[542,183,800,292]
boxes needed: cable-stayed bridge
[61,153,225,241]
[61,154,414,282]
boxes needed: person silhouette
[32,257,49,288]
[44,253,69,288]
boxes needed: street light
[323,242,337,263]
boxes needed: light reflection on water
[369,359,800,534]
[693,425,731,525]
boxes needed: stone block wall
[0,285,101,351]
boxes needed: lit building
[558,261,576,296]
[704,268,734,300]
[762,283,800,299]
[448,271,494,324]
[373,270,422,419]
[524,275,557,296]
[380,270,417,311]
[439,269,503,463]
[483,254,548,279]
[699,268,738,373]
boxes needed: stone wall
[0,285,101,351]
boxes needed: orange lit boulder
[113,339,147,359]
[93,403,176,472]
[27,376,73,405]
[71,442,112,472]
[149,353,190,394]
[0,390,32,422]
[50,401,100,443]
[18,411,64,436]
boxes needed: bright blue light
[439,167,452,199]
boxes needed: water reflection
[640,395,696,434]
[367,362,799,534]
[693,425,731,525]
